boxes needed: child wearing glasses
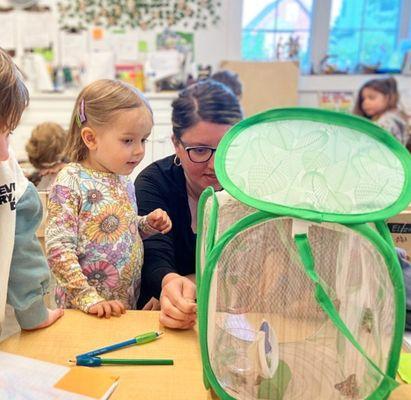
[45,79,172,318]
[134,80,243,328]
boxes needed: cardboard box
[387,209,411,256]
[220,60,298,117]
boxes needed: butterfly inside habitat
[334,373,360,398]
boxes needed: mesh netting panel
[207,217,395,400]
[199,192,257,275]
[222,119,404,214]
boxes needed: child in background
[353,77,409,145]
[0,47,63,333]
[46,79,171,318]
[211,70,243,100]
[26,122,67,190]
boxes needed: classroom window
[329,0,403,72]
[242,0,313,69]
[241,0,411,74]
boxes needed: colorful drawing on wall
[318,91,354,114]
[156,29,194,57]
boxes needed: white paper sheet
[146,50,183,80]
[109,31,139,62]
[0,351,92,399]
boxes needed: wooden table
[0,310,409,399]
[0,310,210,400]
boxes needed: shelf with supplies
[10,90,177,178]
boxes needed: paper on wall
[146,49,183,81]
[83,51,115,84]
[22,11,54,49]
[0,12,15,49]
[108,31,139,62]
[60,30,89,67]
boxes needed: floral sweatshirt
[376,109,409,145]
[46,163,157,312]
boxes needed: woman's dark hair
[353,77,399,118]
[406,135,411,153]
[211,70,243,98]
[171,79,243,140]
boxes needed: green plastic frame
[196,197,405,400]
[215,108,411,224]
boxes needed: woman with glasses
[134,80,243,329]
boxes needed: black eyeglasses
[179,140,217,163]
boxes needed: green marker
[70,357,174,367]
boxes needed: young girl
[0,47,63,334]
[353,77,409,145]
[45,79,171,318]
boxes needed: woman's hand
[88,300,126,318]
[159,273,197,329]
[147,208,172,234]
[24,308,64,330]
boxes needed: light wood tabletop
[0,310,210,400]
[0,309,409,399]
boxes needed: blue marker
[76,331,163,360]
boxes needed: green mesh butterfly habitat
[196,108,411,400]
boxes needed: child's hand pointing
[147,208,172,234]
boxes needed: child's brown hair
[353,77,400,118]
[65,79,152,162]
[0,47,29,133]
[26,122,66,169]
[211,70,243,99]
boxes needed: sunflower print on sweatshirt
[46,163,157,312]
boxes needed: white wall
[36,0,243,72]
[194,0,243,70]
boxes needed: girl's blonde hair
[0,47,29,133]
[26,122,66,169]
[65,79,152,162]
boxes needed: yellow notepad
[54,367,119,400]
[398,353,411,384]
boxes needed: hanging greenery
[57,0,222,31]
